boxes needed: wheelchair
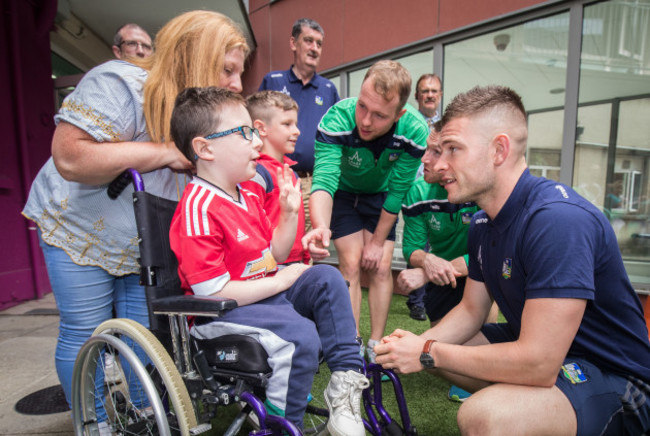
[71,169,417,436]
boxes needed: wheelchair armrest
[151,295,238,317]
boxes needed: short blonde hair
[441,85,526,126]
[246,91,298,124]
[136,11,249,143]
[441,85,528,154]
[363,60,412,111]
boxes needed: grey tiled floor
[0,293,73,435]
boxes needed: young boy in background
[240,90,309,266]
[168,86,368,436]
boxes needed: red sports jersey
[240,154,310,264]
[170,177,278,296]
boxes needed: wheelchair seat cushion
[194,334,272,374]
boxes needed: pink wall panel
[243,7,272,95]
[0,0,56,309]
[339,0,440,64]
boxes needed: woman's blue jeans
[39,235,150,419]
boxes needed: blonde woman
[22,10,249,411]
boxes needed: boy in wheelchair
[169,86,368,436]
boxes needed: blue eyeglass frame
[203,126,259,141]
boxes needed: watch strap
[422,339,436,355]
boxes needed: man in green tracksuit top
[303,60,428,362]
[398,130,479,327]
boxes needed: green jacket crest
[312,97,428,214]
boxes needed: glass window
[573,102,611,206]
[346,50,434,104]
[574,0,650,287]
[528,109,563,181]
[348,67,370,100]
[52,51,84,110]
[324,74,341,97]
[443,14,570,112]
[51,51,83,79]
[444,12,570,181]
[395,49,434,109]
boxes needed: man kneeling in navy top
[375,85,650,436]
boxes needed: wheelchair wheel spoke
[96,319,196,434]
[303,403,329,435]
[301,363,330,435]
[73,320,196,436]
[79,340,163,435]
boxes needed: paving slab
[0,294,73,435]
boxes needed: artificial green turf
[305,289,462,436]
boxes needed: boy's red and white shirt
[170,177,277,296]
[240,153,310,264]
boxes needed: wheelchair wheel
[90,318,197,435]
[303,395,329,435]
[72,333,171,435]
[302,363,330,436]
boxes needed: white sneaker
[366,339,380,364]
[104,353,122,384]
[324,370,369,436]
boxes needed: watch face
[420,352,435,369]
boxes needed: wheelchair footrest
[189,423,212,435]
[212,367,271,389]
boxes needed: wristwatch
[420,339,437,369]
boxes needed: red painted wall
[0,0,57,309]
[243,0,549,94]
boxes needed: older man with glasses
[112,23,153,59]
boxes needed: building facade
[2,0,648,309]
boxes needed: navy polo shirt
[468,169,650,382]
[259,67,339,173]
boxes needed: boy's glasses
[204,126,259,142]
